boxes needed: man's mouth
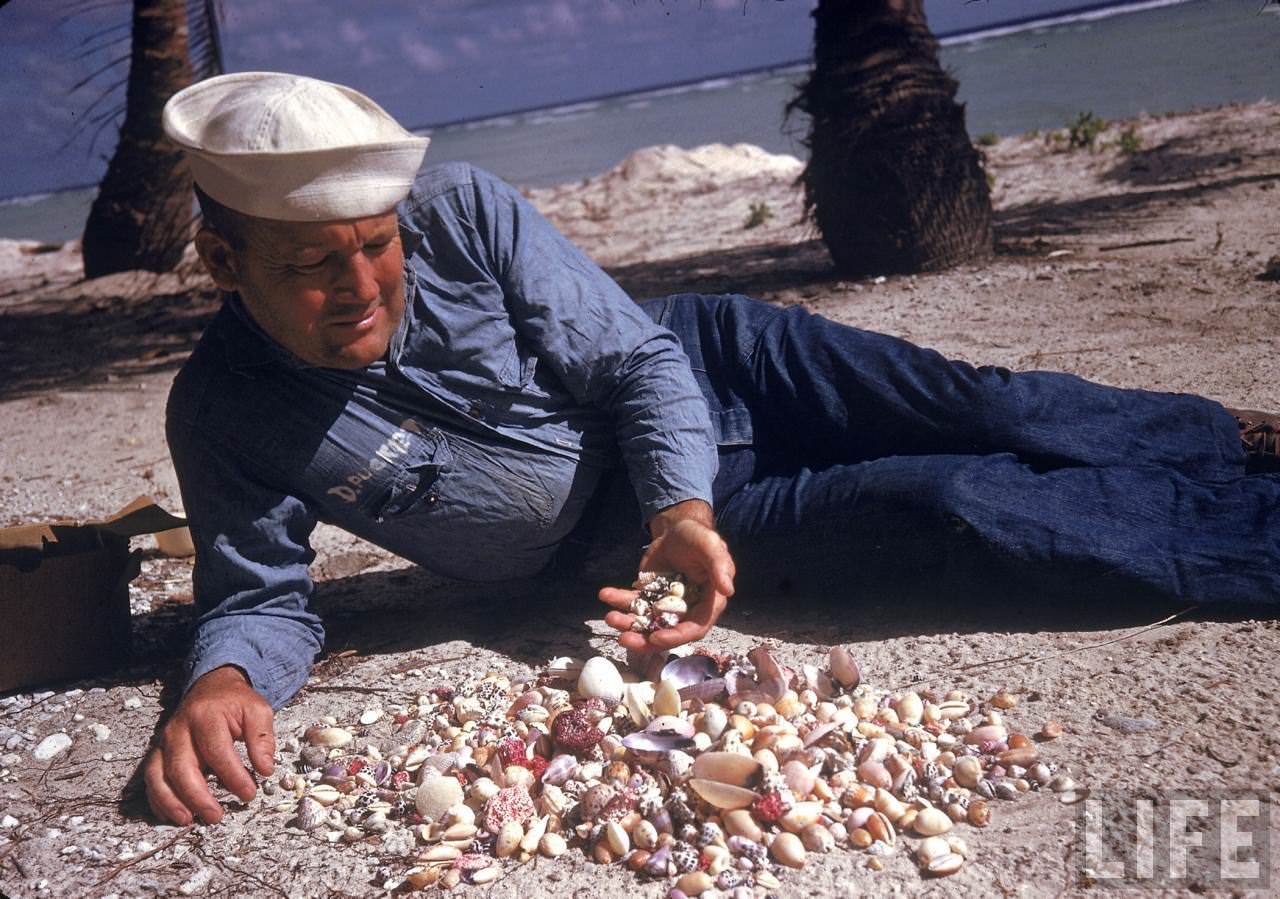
[328,304,381,333]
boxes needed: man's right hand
[143,664,276,825]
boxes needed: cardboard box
[0,496,189,693]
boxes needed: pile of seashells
[272,634,1081,894]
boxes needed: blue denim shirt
[167,163,718,708]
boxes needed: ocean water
[3,0,1276,244]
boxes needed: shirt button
[426,493,438,505]
[468,402,483,417]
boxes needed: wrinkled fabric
[168,166,1280,712]
[168,163,717,708]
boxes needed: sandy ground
[1,102,1279,898]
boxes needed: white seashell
[723,808,763,842]
[926,852,965,877]
[32,734,72,761]
[538,784,568,817]
[896,692,924,725]
[521,814,549,853]
[937,699,970,720]
[442,822,477,842]
[664,750,695,781]
[676,871,714,895]
[700,704,728,740]
[625,684,653,728]
[363,811,389,834]
[770,831,807,868]
[689,778,760,810]
[691,751,762,788]
[471,866,502,885]
[308,784,341,806]
[415,773,464,822]
[654,596,688,615]
[912,807,953,837]
[540,832,568,858]
[303,726,352,749]
[801,823,835,853]
[605,820,630,855]
[917,835,951,864]
[953,756,982,789]
[358,708,383,726]
[469,777,501,803]
[446,804,476,827]
[495,820,524,858]
[634,819,658,850]
[421,845,462,863]
[782,759,816,798]
[578,657,625,704]
[780,802,823,833]
[652,679,682,717]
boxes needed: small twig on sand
[1098,237,1195,251]
[92,825,195,889]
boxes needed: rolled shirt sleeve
[466,167,719,521]
[167,411,324,710]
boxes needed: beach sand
[1,101,1278,896]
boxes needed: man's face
[201,211,407,369]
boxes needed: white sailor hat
[162,71,430,221]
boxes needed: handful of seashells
[275,639,1082,894]
[627,570,694,634]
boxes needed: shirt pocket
[356,423,453,522]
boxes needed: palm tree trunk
[81,0,194,278]
[790,0,993,277]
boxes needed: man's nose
[333,251,380,302]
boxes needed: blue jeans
[566,293,1278,607]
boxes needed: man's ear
[194,227,242,292]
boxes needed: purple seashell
[747,646,790,702]
[727,835,758,856]
[321,763,346,779]
[541,753,578,786]
[651,807,674,834]
[802,721,839,748]
[678,678,727,703]
[645,844,673,877]
[669,890,689,899]
[645,715,696,738]
[372,760,392,786]
[800,663,836,700]
[662,654,720,688]
[623,731,696,754]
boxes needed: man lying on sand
[143,72,1280,826]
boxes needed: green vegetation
[1066,111,1107,152]
[744,201,773,230]
[975,132,999,147]
[1117,126,1143,155]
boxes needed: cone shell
[691,751,762,788]
[688,778,761,810]
[829,646,860,688]
[770,832,807,869]
[912,806,953,837]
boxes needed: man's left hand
[599,499,735,653]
